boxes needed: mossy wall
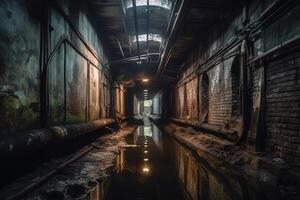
[0,0,112,135]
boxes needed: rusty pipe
[0,119,115,156]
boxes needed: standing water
[108,118,185,200]
[104,118,281,200]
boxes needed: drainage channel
[107,123,185,200]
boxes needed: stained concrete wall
[174,0,300,163]
[0,0,41,135]
[0,0,113,136]
[48,0,111,125]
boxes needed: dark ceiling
[87,0,240,99]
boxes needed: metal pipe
[249,33,300,64]
[156,0,186,76]
[176,49,240,88]
[108,53,160,65]
[166,0,178,36]
[117,38,125,58]
[0,119,116,156]
[121,0,132,56]
[171,118,238,142]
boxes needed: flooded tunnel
[0,0,300,199]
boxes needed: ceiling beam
[106,53,160,65]
[117,38,125,58]
[156,0,190,77]
[132,0,141,60]
[146,0,150,60]
[120,0,132,56]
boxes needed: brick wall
[207,58,236,126]
[174,55,241,127]
[265,52,300,163]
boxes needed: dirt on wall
[0,0,112,136]
[0,0,41,135]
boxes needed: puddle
[87,120,282,200]
[107,123,185,200]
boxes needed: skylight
[130,33,162,43]
[126,0,171,9]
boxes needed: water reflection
[142,166,150,174]
[91,120,282,200]
[143,126,152,137]
[108,121,184,200]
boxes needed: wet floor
[108,119,185,200]
[105,119,285,200]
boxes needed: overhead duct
[116,73,136,88]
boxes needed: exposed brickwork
[175,57,240,127]
[207,60,235,126]
[265,52,300,163]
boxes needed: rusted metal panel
[48,45,65,124]
[66,46,88,123]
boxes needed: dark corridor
[0,0,300,199]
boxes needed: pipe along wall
[0,1,126,155]
[171,0,300,165]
